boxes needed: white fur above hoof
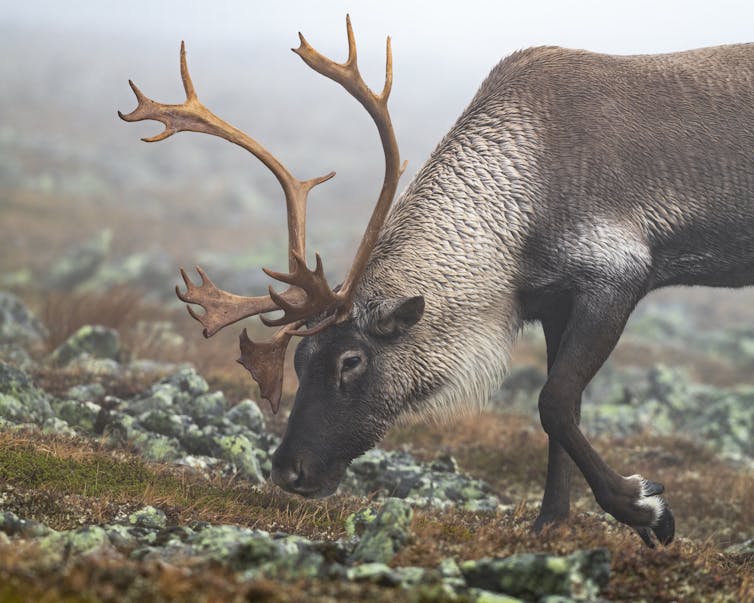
[626,474,675,546]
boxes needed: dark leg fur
[536,288,675,546]
[534,309,579,532]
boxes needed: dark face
[270,295,424,497]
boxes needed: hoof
[634,505,675,548]
[532,511,568,534]
[628,475,675,547]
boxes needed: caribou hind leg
[536,287,675,547]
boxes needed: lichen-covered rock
[130,431,183,462]
[344,507,378,538]
[44,229,111,290]
[138,409,191,439]
[0,362,53,424]
[579,364,754,463]
[183,390,227,425]
[129,506,168,530]
[0,343,33,372]
[346,562,400,585]
[51,325,120,366]
[51,399,101,433]
[350,498,413,564]
[89,250,176,299]
[0,291,47,344]
[491,365,546,414]
[41,416,77,437]
[0,511,54,538]
[725,538,754,556]
[225,399,265,433]
[213,434,265,483]
[160,367,209,398]
[187,525,279,570]
[65,382,106,403]
[66,354,122,377]
[128,385,180,415]
[36,525,111,568]
[343,448,499,510]
[460,549,610,601]
[468,590,525,603]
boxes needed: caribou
[120,17,754,548]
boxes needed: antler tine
[238,324,300,414]
[293,15,407,316]
[121,41,337,338]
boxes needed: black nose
[271,450,306,493]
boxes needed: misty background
[1,0,753,323]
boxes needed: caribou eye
[338,351,366,386]
[342,355,362,371]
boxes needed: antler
[290,15,408,321]
[119,17,405,414]
[118,42,335,337]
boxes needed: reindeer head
[120,17,419,496]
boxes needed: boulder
[44,229,111,290]
[50,325,120,366]
[0,362,53,424]
[461,549,610,601]
[351,498,413,564]
[0,292,46,344]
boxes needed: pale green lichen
[351,498,413,564]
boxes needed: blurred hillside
[0,24,474,291]
[2,24,754,360]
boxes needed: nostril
[271,456,306,491]
[282,468,301,488]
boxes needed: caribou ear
[368,296,425,337]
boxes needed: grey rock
[0,291,47,344]
[128,385,180,415]
[461,549,610,601]
[174,454,226,475]
[66,354,122,377]
[0,511,54,538]
[0,343,33,372]
[491,365,546,414]
[37,525,111,568]
[225,399,265,433]
[725,538,754,556]
[41,416,77,437]
[180,424,220,456]
[346,562,401,585]
[89,250,176,299]
[581,364,754,463]
[212,434,265,483]
[0,362,53,424]
[44,229,111,290]
[138,409,191,439]
[130,431,183,462]
[65,382,106,402]
[344,507,378,538]
[183,390,227,425]
[51,399,101,433]
[51,325,120,366]
[129,506,168,530]
[430,452,459,474]
[351,498,413,564]
[104,412,182,461]
[467,590,525,602]
[159,367,209,398]
[343,448,499,510]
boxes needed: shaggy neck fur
[353,75,545,421]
